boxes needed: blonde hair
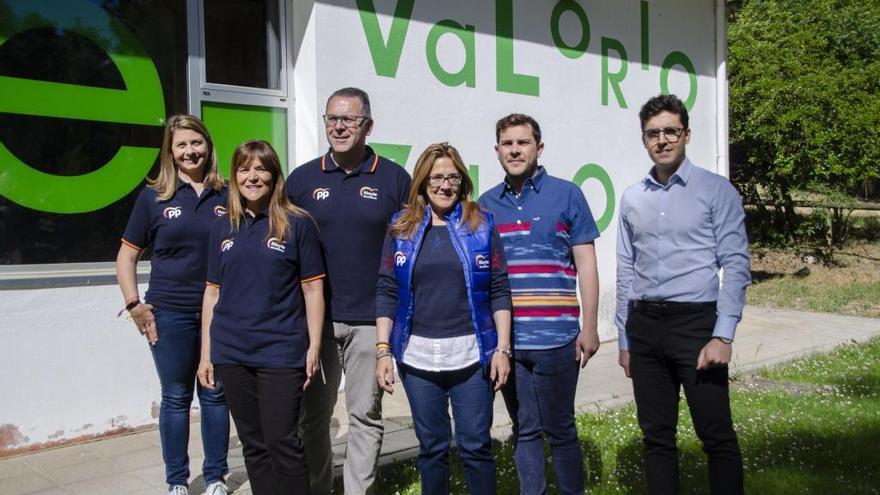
[227,140,311,241]
[390,142,483,239]
[150,114,224,201]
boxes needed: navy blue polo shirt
[206,212,325,368]
[122,182,228,311]
[478,166,599,350]
[286,146,411,321]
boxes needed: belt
[633,300,716,317]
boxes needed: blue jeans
[151,308,229,487]
[510,340,584,495]
[399,363,495,495]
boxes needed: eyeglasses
[642,127,687,143]
[428,174,463,187]
[323,114,369,128]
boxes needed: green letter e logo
[0,0,165,214]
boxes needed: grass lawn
[372,339,880,494]
[747,240,880,318]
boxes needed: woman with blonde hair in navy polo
[375,142,513,494]
[198,140,325,494]
[116,114,230,495]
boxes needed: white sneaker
[169,486,188,495]
[205,481,228,495]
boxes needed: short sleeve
[121,189,153,250]
[397,169,412,206]
[285,170,304,206]
[567,185,600,245]
[295,216,326,282]
[206,218,225,287]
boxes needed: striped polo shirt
[479,166,599,350]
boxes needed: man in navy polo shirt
[286,87,411,494]
[479,113,600,495]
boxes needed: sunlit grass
[372,339,880,494]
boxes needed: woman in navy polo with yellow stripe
[197,140,325,495]
[115,114,230,495]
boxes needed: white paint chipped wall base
[0,284,162,455]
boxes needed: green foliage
[729,0,880,213]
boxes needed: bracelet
[495,348,513,358]
[376,350,393,360]
[125,299,141,312]
[376,341,391,348]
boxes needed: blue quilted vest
[389,202,498,367]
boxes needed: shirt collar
[177,178,220,194]
[244,207,270,224]
[321,146,379,175]
[643,157,693,188]
[501,165,547,197]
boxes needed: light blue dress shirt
[615,158,751,351]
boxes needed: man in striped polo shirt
[479,113,600,495]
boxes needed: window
[205,0,282,90]
[0,0,188,265]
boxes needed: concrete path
[1,306,877,495]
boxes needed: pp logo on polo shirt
[221,239,234,252]
[360,187,379,200]
[163,206,182,219]
[394,251,406,266]
[213,205,227,217]
[313,188,330,200]
[267,237,286,253]
[475,254,490,270]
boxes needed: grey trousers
[299,323,341,495]
[300,321,384,495]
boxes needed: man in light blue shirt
[616,94,750,494]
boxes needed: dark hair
[227,140,310,241]
[495,113,542,144]
[327,87,372,119]
[638,94,689,130]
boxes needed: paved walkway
[2,306,878,495]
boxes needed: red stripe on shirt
[497,222,531,233]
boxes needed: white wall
[0,284,160,452]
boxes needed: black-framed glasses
[428,174,463,187]
[642,127,687,143]
[323,114,368,128]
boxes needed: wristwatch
[495,348,513,358]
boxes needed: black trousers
[214,365,311,495]
[626,303,743,495]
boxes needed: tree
[728,0,880,237]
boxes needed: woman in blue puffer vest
[375,142,512,494]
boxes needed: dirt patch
[751,241,880,282]
[748,241,880,318]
